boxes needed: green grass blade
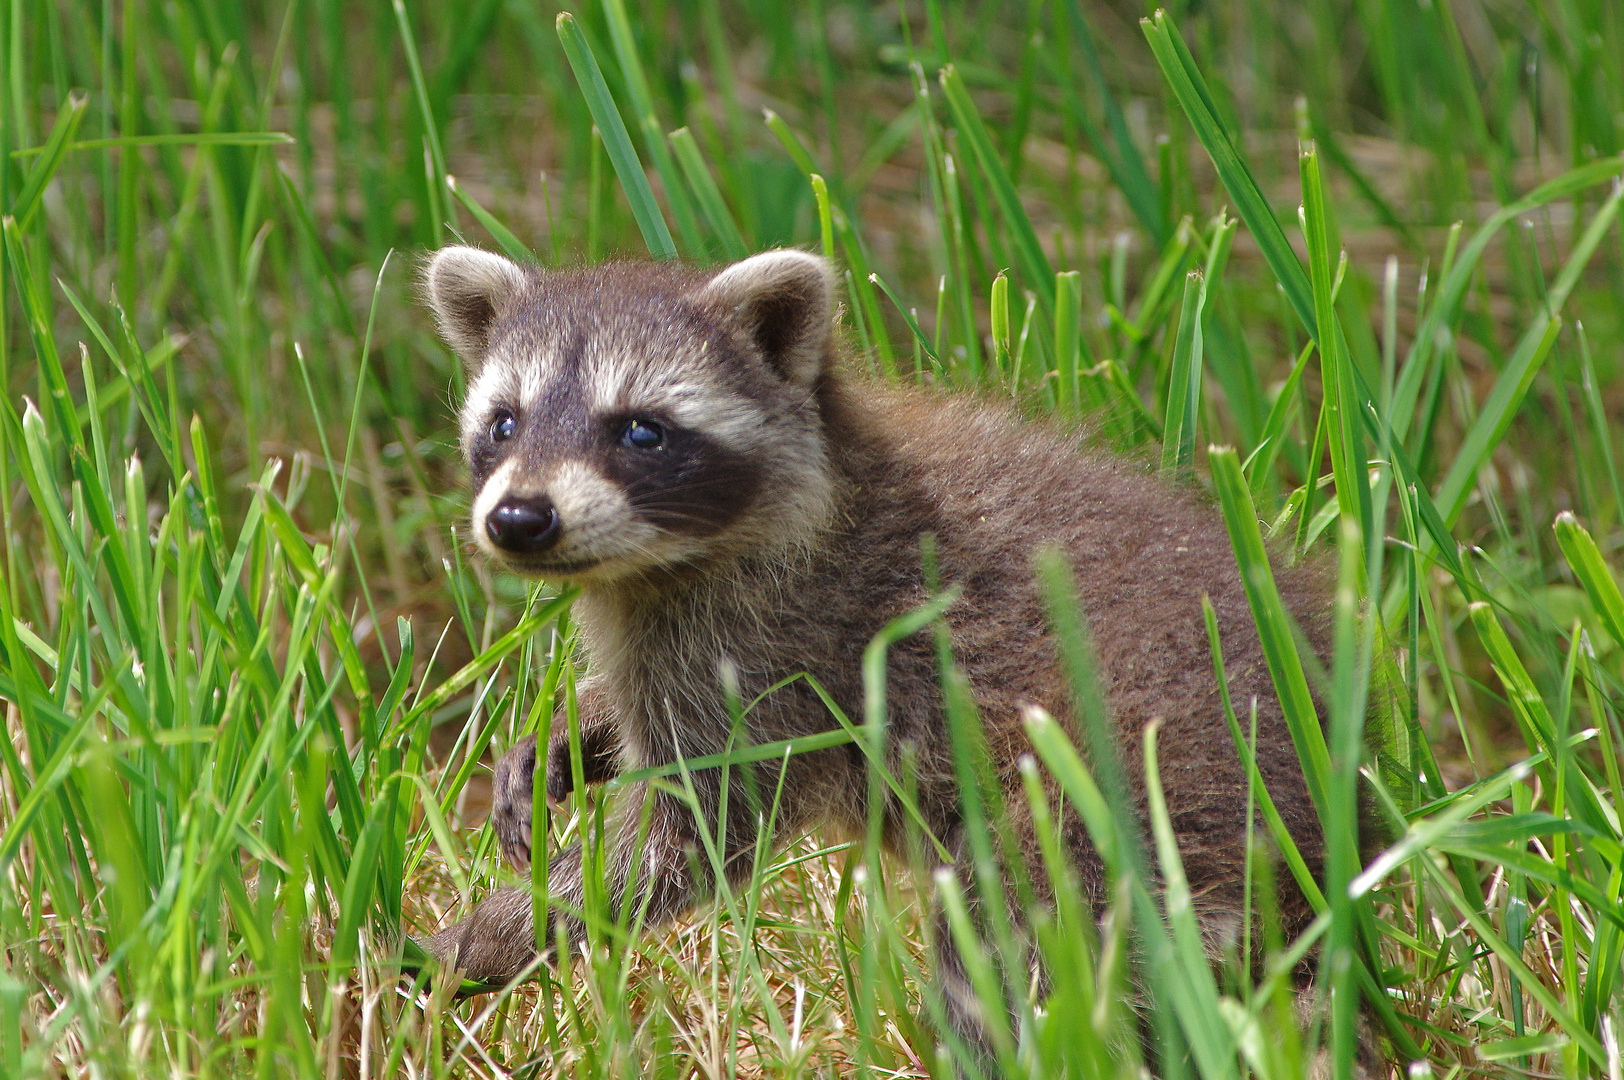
[1141,720,1239,1078]
[599,0,706,258]
[396,589,577,736]
[1142,11,1312,335]
[1096,358,1163,438]
[1061,0,1166,246]
[1305,110,1419,252]
[390,0,449,244]
[1575,323,1624,523]
[1301,142,1370,541]
[3,220,81,444]
[557,12,677,260]
[1420,854,1606,1063]
[1207,446,1331,814]
[1203,596,1325,911]
[810,173,835,261]
[859,587,962,857]
[1392,158,1624,444]
[1160,269,1206,475]
[669,127,749,260]
[1468,602,1559,759]
[939,64,1056,321]
[1034,552,1143,876]
[1245,339,1313,492]
[1432,181,1623,527]
[1054,269,1083,411]
[1553,512,1624,653]
[1325,511,1373,1076]
[9,91,88,228]
[869,271,941,371]
[762,108,818,177]
[762,110,896,374]
[12,130,294,157]
[445,176,535,263]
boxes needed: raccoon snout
[486,497,561,554]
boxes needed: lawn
[3,1,1624,1077]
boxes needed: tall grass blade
[1160,269,1206,475]
[1432,181,1623,527]
[669,127,749,260]
[556,12,677,260]
[445,176,535,262]
[1207,446,1330,813]
[9,92,88,228]
[1055,270,1083,411]
[599,0,706,258]
[1141,720,1239,1078]
[1142,11,1313,335]
[390,0,449,244]
[1552,512,1624,652]
[1392,160,1624,444]
[1301,142,1371,540]
[939,64,1056,321]
[1060,0,1166,246]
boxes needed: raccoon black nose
[486,497,561,554]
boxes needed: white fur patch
[471,458,520,558]
[461,365,508,448]
[516,348,556,411]
[582,346,629,417]
[657,382,765,449]
[548,461,635,554]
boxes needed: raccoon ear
[423,246,529,368]
[697,250,834,387]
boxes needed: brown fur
[418,248,1332,1056]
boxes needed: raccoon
[418,246,1331,1049]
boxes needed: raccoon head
[424,247,838,585]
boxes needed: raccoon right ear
[423,246,530,368]
[696,250,834,387]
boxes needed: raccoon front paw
[417,886,542,991]
[545,721,622,804]
[491,736,538,870]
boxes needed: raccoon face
[424,247,837,583]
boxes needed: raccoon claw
[545,731,578,804]
[491,736,538,870]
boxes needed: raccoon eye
[490,411,516,443]
[621,419,665,450]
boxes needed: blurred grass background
[2,1,1624,1077]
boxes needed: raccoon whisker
[625,485,746,508]
[635,509,741,530]
[624,476,737,495]
[624,502,719,519]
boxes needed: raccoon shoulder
[815,380,1222,568]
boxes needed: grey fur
[420,248,1337,1059]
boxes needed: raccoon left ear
[423,245,530,370]
[696,250,834,387]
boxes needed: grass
[3,0,1624,1077]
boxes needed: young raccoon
[419,246,1330,1046]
